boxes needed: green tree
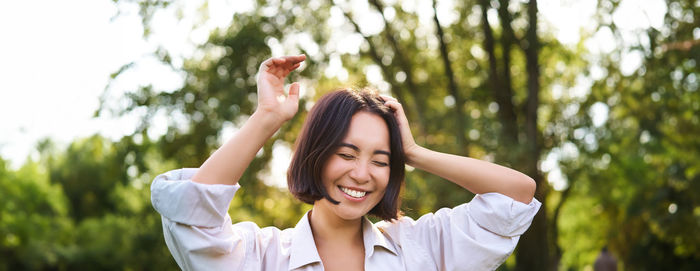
[46,135,179,269]
[0,157,72,270]
[554,0,700,269]
[0,135,181,270]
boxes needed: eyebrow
[339,143,391,156]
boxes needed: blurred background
[0,0,698,270]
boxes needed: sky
[0,0,228,167]
[0,0,666,188]
[0,1,147,166]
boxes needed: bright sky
[0,0,666,189]
[0,0,232,167]
[0,0,145,166]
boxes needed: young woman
[151,55,541,270]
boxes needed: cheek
[374,168,391,190]
[321,156,345,184]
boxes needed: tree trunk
[550,184,572,269]
[496,0,520,145]
[515,0,551,270]
[432,0,468,155]
[479,0,519,146]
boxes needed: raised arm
[192,55,306,185]
[383,97,536,204]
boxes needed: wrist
[250,110,287,131]
[404,144,424,167]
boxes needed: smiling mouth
[339,186,367,198]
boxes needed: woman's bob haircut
[287,88,406,221]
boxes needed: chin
[334,207,369,221]
[331,198,376,220]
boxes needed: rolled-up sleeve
[388,193,541,271]
[467,193,541,237]
[150,168,248,270]
[151,168,240,227]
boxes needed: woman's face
[317,111,391,221]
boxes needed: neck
[309,201,363,246]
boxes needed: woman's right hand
[256,55,306,123]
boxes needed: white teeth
[340,187,366,198]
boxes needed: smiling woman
[287,90,405,223]
[150,55,541,271]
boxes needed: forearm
[192,112,284,185]
[407,146,536,204]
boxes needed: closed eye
[338,153,355,160]
[373,161,389,167]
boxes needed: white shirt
[151,168,541,271]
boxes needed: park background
[0,0,698,270]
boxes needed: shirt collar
[289,211,322,270]
[361,216,398,257]
[288,211,398,270]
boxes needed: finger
[279,56,305,70]
[272,57,285,65]
[277,63,300,78]
[383,100,403,111]
[259,55,305,82]
[275,56,305,74]
[283,54,306,64]
[261,57,275,69]
[380,94,398,103]
[384,100,413,140]
[385,101,409,122]
[263,57,289,71]
[287,82,300,104]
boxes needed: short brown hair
[287,88,405,221]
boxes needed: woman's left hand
[382,95,420,163]
[383,97,536,204]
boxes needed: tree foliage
[556,0,700,269]
[0,136,177,270]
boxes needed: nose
[348,160,371,184]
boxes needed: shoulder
[242,221,299,248]
[232,221,294,238]
[372,205,460,249]
[240,222,295,245]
